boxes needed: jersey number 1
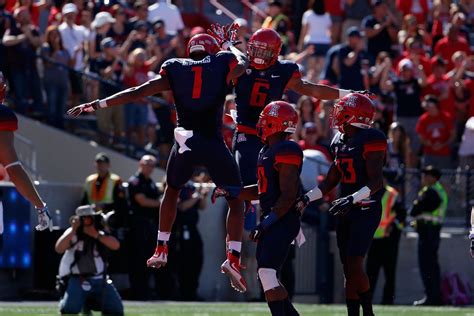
[191,66,203,99]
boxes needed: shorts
[336,202,382,262]
[166,132,242,189]
[96,106,124,134]
[306,43,331,57]
[69,71,83,95]
[233,132,263,185]
[256,211,300,270]
[125,103,148,129]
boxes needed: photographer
[55,205,123,316]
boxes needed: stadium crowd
[0,0,472,170]
[0,0,474,309]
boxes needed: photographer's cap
[75,205,99,217]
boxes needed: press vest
[417,182,448,225]
[84,173,120,205]
[374,186,399,239]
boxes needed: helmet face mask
[331,93,375,133]
[247,29,282,70]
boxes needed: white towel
[174,127,193,154]
[293,227,306,247]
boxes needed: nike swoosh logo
[361,207,370,211]
[271,75,280,78]
[348,147,356,151]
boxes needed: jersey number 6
[250,82,270,107]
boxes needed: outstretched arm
[286,76,371,100]
[67,76,171,116]
[227,44,249,83]
[0,131,44,209]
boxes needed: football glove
[294,195,310,214]
[67,100,99,117]
[36,205,53,232]
[211,186,242,204]
[207,23,240,49]
[328,195,354,216]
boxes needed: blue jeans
[59,276,124,315]
[10,67,43,114]
[44,80,68,128]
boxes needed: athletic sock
[346,299,360,316]
[359,290,374,316]
[283,297,299,315]
[267,300,285,316]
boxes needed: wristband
[351,186,371,204]
[99,99,108,108]
[338,89,351,99]
[306,187,323,202]
[260,212,278,230]
[222,41,231,50]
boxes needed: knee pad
[258,268,279,292]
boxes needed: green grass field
[1,302,474,316]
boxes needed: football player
[209,26,369,214]
[213,101,302,316]
[68,33,250,292]
[0,72,53,236]
[295,93,386,316]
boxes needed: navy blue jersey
[257,140,303,215]
[0,104,18,132]
[160,51,238,137]
[234,60,300,129]
[330,128,387,198]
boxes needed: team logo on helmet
[268,103,280,117]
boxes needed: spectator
[41,24,72,128]
[123,48,160,149]
[128,0,151,32]
[148,0,184,36]
[127,155,173,300]
[362,0,398,61]
[295,95,317,139]
[366,173,406,305]
[340,0,371,43]
[410,166,447,306]
[431,0,452,45]
[459,117,474,171]
[55,205,123,315]
[151,18,183,63]
[297,0,332,73]
[369,51,392,94]
[416,95,455,169]
[92,37,125,147]
[89,11,115,61]
[387,122,412,169]
[396,0,430,25]
[262,0,290,55]
[2,6,42,114]
[320,43,342,84]
[323,0,342,43]
[446,50,467,79]
[0,0,14,77]
[107,4,129,45]
[81,153,127,219]
[120,22,148,55]
[434,24,470,71]
[297,122,332,162]
[316,99,336,147]
[423,56,454,115]
[398,14,432,51]
[13,0,46,28]
[380,58,427,155]
[333,27,369,91]
[173,171,209,300]
[58,3,88,106]
[397,37,431,76]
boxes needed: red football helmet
[247,28,282,70]
[0,72,6,103]
[257,101,298,142]
[187,34,220,57]
[331,93,375,133]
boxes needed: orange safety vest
[373,186,399,239]
[84,173,120,205]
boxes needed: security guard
[82,153,127,217]
[411,165,447,306]
[127,155,173,300]
[366,173,406,305]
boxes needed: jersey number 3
[257,166,268,194]
[250,82,270,107]
[336,158,356,183]
[191,66,203,99]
